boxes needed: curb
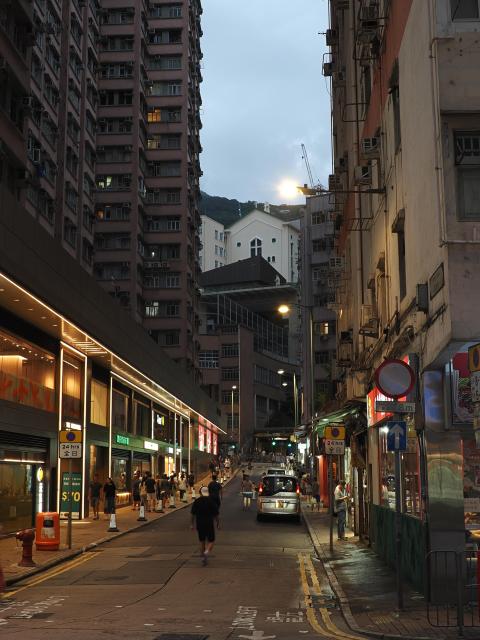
[301,508,440,640]
[5,469,239,588]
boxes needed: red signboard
[198,425,205,452]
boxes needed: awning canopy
[313,403,365,438]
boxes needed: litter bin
[35,512,60,550]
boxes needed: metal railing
[426,549,480,636]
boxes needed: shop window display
[112,390,129,431]
[0,329,55,412]
[0,463,34,533]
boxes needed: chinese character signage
[198,425,205,452]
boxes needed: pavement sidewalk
[302,505,477,640]
[1,468,237,587]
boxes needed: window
[250,237,262,257]
[236,241,241,247]
[199,351,219,369]
[150,4,182,18]
[314,321,336,335]
[398,229,407,300]
[96,203,130,221]
[148,81,182,96]
[227,414,239,429]
[147,107,181,123]
[221,343,239,358]
[312,213,326,225]
[315,351,331,365]
[91,380,108,426]
[222,367,239,381]
[215,229,219,240]
[272,237,276,243]
[390,62,401,151]
[451,0,480,19]
[222,390,239,404]
[455,131,480,219]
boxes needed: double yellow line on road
[298,552,362,640]
[2,552,96,599]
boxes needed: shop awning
[313,403,365,437]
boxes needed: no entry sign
[374,359,415,399]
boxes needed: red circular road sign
[374,359,415,399]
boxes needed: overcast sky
[200,0,331,206]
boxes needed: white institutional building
[200,206,301,283]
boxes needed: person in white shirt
[334,480,348,540]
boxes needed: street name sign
[375,400,416,414]
[325,439,345,455]
[387,421,407,452]
[59,442,82,458]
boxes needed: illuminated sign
[156,414,165,425]
[116,434,130,445]
[198,425,205,452]
[144,440,159,451]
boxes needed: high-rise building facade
[1,0,203,378]
[94,0,203,375]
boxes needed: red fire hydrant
[16,528,36,567]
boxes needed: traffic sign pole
[394,444,403,610]
[67,458,73,549]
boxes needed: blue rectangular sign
[387,421,407,452]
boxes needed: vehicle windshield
[266,468,284,475]
[261,476,298,496]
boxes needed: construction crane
[301,143,314,188]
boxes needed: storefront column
[173,412,177,473]
[188,418,191,476]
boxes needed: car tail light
[296,487,300,495]
[258,483,263,494]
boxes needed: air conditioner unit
[354,165,372,186]
[359,304,378,338]
[322,62,334,77]
[361,136,380,158]
[32,147,41,164]
[326,29,337,46]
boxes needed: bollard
[169,493,176,509]
[107,513,119,532]
[155,499,164,513]
[16,529,36,567]
[137,504,147,521]
[191,487,196,499]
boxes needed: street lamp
[231,385,237,445]
[278,302,316,473]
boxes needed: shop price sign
[325,439,345,455]
[60,472,81,519]
[59,442,82,458]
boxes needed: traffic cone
[137,504,147,521]
[107,513,119,532]
[182,492,188,503]
[169,493,176,509]
[191,487,196,499]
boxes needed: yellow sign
[325,425,345,440]
[469,343,480,372]
[59,430,83,443]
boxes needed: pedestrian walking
[334,480,348,540]
[178,473,187,502]
[103,477,116,515]
[311,478,321,512]
[190,485,220,566]
[224,456,231,478]
[132,472,141,510]
[139,473,148,509]
[241,474,254,510]
[160,473,171,510]
[144,471,156,512]
[187,471,195,497]
[208,473,223,509]
[89,473,102,520]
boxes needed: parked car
[256,474,301,522]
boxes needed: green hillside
[199,192,304,226]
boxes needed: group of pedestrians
[132,470,196,512]
[88,474,117,519]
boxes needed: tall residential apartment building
[1,0,203,377]
[320,0,480,576]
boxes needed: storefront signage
[144,440,159,451]
[367,388,395,426]
[198,425,205,452]
[65,421,81,431]
[115,434,130,445]
[429,263,444,300]
[375,400,416,414]
[60,472,81,519]
[471,372,480,404]
[155,414,165,425]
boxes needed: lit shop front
[0,272,224,531]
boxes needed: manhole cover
[153,635,208,640]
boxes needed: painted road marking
[2,553,95,599]
[237,632,276,639]
[298,553,363,640]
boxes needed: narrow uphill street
[0,468,365,640]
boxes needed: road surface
[0,466,364,639]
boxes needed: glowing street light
[277,369,285,375]
[278,304,290,315]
